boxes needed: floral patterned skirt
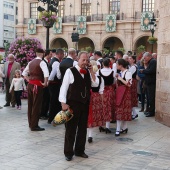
[87,91,104,128]
[102,85,115,122]
[116,87,132,121]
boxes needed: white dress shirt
[96,58,103,68]
[128,65,137,75]
[121,69,132,84]
[67,56,78,66]
[59,65,99,103]
[112,63,117,77]
[22,57,49,78]
[48,58,61,81]
[10,77,26,91]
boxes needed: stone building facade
[155,0,170,127]
[16,0,158,53]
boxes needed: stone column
[18,0,24,24]
[155,0,170,126]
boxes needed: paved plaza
[0,93,170,170]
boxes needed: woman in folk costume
[115,59,132,136]
[98,58,115,134]
[87,60,104,143]
[128,55,138,120]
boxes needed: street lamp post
[37,0,60,50]
[149,13,157,53]
[97,1,100,21]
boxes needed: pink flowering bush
[8,37,42,71]
[8,37,42,98]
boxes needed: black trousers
[14,90,23,106]
[48,83,61,123]
[40,87,50,117]
[64,101,89,157]
[147,84,156,113]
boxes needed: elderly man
[4,54,21,107]
[59,51,99,161]
[140,52,157,117]
[22,48,49,131]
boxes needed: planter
[42,20,54,28]
[148,40,157,44]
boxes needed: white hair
[8,54,15,58]
[123,54,128,60]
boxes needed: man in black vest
[59,51,99,161]
[60,48,78,80]
[48,48,64,124]
[40,49,52,119]
[140,52,157,117]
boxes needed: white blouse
[121,69,132,84]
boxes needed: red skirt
[116,87,132,121]
[102,85,115,122]
[131,78,138,107]
[87,91,104,128]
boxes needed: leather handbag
[116,85,127,106]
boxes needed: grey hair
[8,54,15,58]
[78,51,88,58]
[143,52,152,58]
[68,48,76,54]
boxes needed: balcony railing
[22,11,159,25]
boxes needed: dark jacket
[142,58,157,85]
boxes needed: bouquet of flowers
[39,11,57,27]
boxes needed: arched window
[81,0,91,16]
[58,0,65,17]
[142,0,154,12]
[109,0,120,15]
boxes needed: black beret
[36,48,44,53]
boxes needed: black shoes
[120,128,128,134]
[88,137,93,143]
[40,116,48,120]
[75,153,88,158]
[99,126,105,132]
[31,126,45,131]
[65,156,72,161]
[132,114,138,120]
[145,112,155,117]
[4,103,10,107]
[12,105,15,107]
[115,131,120,136]
[105,128,111,134]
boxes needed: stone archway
[78,37,95,51]
[102,37,124,51]
[50,38,68,49]
[135,36,157,53]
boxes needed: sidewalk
[0,93,170,170]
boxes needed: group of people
[1,47,157,162]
